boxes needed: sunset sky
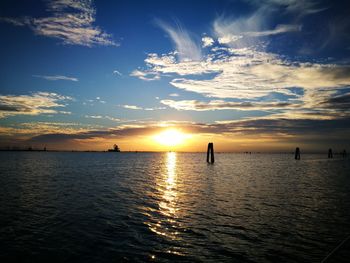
[0,0,350,152]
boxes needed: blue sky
[0,0,350,151]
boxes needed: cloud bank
[0,92,73,118]
[0,0,117,47]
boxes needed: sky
[0,0,350,152]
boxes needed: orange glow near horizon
[153,129,191,147]
[28,127,302,152]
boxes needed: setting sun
[153,129,189,147]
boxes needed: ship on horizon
[108,144,121,152]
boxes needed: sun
[153,129,189,147]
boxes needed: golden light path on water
[147,152,184,257]
[160,152,177,217]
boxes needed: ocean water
[0,152,350,262]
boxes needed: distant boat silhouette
[108,144,120,152]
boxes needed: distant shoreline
[0,149,348,155]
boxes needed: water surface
[0,152,350,262]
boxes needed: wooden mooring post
[295,147,301,160]
[207,142,214,163]
[328,148,333,158]
[343,149,347,158]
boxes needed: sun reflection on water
[160,151,177,216]
[147,152,181,242]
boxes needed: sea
[0,152,350,262]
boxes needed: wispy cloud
[120,104,165,111]
[248,0,327,15]
[0,0,117,47]
[0,92,73,118]
[130,69,160,81]
[95,97,106,103]
[59,111,72,115]
[0,17,32,26]
[155,19,202,61]
[113,70,122,76]
[244,24,301,37]
[121,105,143,110]
[213,11,301,47]
[33,75,78,81]
[161,99,297,111]
[144,107,166,111]
[85,115,120,121]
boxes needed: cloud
[135,46,350,100]
[133,13,350,121]
[121,104,143,110]
[319,92,350,110]
[144,107,166,111]
[120,104,166,111]
[218,35,243,45]
[0,92,73,118]
[211,117,350,140]
[169,93,179,97]
[202,36,214,47]
[83,97,107,105]
[0,17,32,26]
[113,70,122,76]
[155,19,202,61]
[33,75,78,81]
[248,0,327,15]
[130,69,160,81]
[317,16,350,52]
[1,113,349,150]
[135,52,219,77]
[244,24,301,37]
[20,117,350,151]
[213,10,301,48]
[0,121,102,141]
[161,99,297,111]
[0,0,117,47]
[85,115,120,121]
[85,115,103,119]
[59,111,72,115]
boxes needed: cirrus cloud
[33,75,78,81]
[160,99,297,111]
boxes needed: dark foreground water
[1,152,350,262]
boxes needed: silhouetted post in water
[207,142,214,163]
[295,147,301,160]
[328,148,333,158]
[343,149,347,158]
